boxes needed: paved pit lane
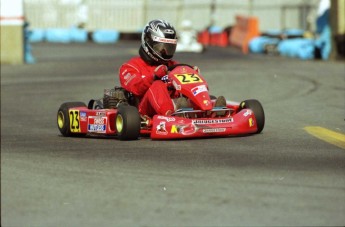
[1,41,345,226]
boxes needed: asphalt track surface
[1,41,345,226]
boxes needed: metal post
[249,0,253,16]
[329,0,339,59]
[0,0,25,64]
[142,0,147,26]
[209,0,216,28]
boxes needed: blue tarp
[314,25,331,60]
[31,27,88,43]
[24,23,36,63]
[249,29,305,55]
[208,26,222,34]
[70,27,88,43]
[29,29,45,43]
[250,24,331,60]
[284,29,304,37]
[45,28,72,43]
[264,29,282,37]
[92,30,120,44]
[277,38,315,60]
[249,36,280,53]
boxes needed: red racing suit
[119,56,178,117]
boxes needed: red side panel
[150,109,258,139]
[67,107,118,135]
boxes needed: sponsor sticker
[124,72,131,80]
[202,128,226,133]
[96,111,106,116]
[152,35,177,44]
[80,111,87,121]
[180,124,197,135]
[124,74,135,85]
[191,85,208,96]
[164,29,175,34]
[174,73,203,84]
[170,125,180,133]
[203,100,210,106]
[243,110,252,117]
[192,118,233,124]
[156,121,168,135]
[157,116,176,122]
[249,118,254,127]
[69,110,81,132]
[88,116,107,133]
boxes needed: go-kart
[57,64,265,140]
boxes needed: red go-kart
[57,64,265,140]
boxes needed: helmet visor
[151,36,177,60]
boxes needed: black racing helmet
[141,19,177,64]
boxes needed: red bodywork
[67,101,259,140]
[150,108,258,139]
[66,65,261,139]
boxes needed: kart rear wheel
[115,105,141,140]
[239,99,265,133]
[57,102,87,137]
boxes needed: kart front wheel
[239,99,265,133]
[115,105,141,140]
[57,102,87,137]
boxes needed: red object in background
[230,15,260,53]
[197,30,210,45]
[198,30,229,47]
[218,31,229,47]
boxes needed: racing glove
[154,65,168,79]
[193,66,201,74]
[160,75,169,83]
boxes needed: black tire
[57,102,87,137]
[239,99,265,133]
[115,105,141,140]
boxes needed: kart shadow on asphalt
[58,133,258,141]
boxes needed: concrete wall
[337,0,345,33]
[23,0,319,32]
[0,25,24,64]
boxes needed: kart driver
[118,19,225,117]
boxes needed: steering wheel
[167,63,194,71]
[154,63,195,81]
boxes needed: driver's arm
[119,63,154,96]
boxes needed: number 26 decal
[69,110,81,132]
